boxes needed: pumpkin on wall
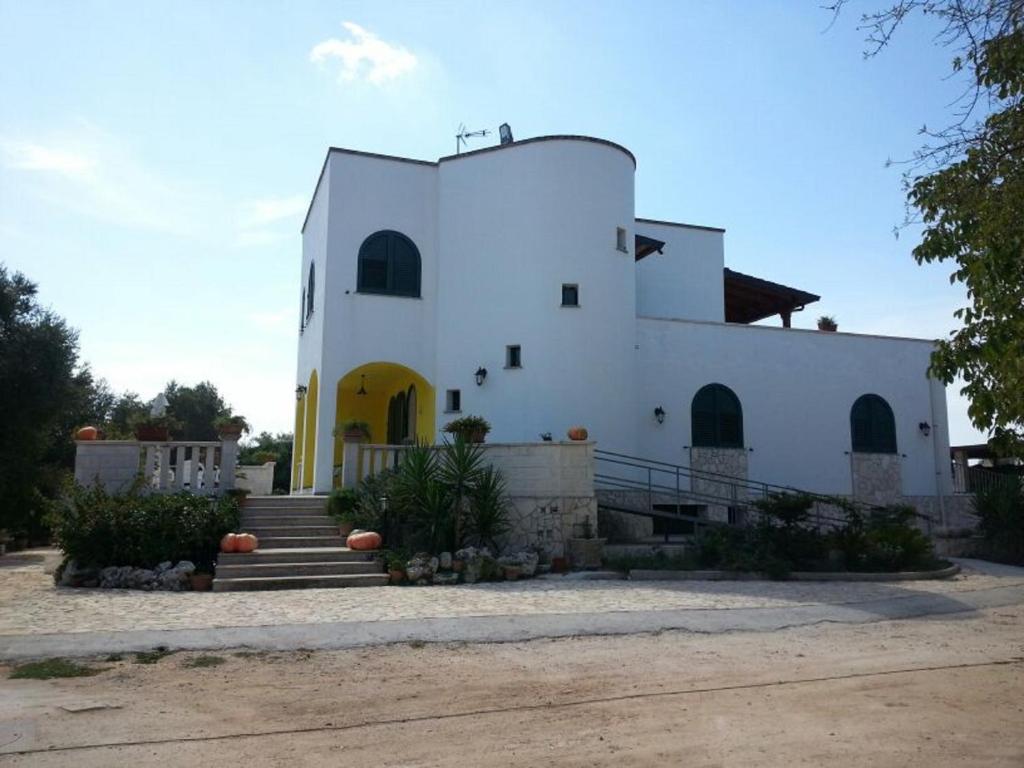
[75,426,99,441]
[567,426,589,441]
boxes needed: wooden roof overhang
[634,234,666,261]
[724,268,820,325]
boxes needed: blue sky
[0,1,984,444]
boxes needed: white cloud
[235,195,306,247]
[0,140,95,177]
[0,127,199,234]
[310,22,417,85]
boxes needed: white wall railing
[74,438,240,495]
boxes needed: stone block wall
[480,441,597,557]
[74,441,142,493]
[851,453,903,505]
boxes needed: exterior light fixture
[357,375,368,396]
[918,421,931,437]
[654,406,666,424]
[295,385,307,400]
[475,367,488,386]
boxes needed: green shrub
[973,477,1024,565]
[327,488,360,522]
[49,482,239,570]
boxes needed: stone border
[629,563,961,582]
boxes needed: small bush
[327,488,361,522]
[49,483,240,570]
[973,477,1024,565]
[184,655,226,668]
[604,549,698,573]
[10,659,103,680]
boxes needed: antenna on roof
[455,123,490,154]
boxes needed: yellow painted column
[302,370,319,489]
[292,394,304,491]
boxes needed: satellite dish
[499,123,513,145]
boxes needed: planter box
[567,537,606,570]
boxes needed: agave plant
[468,465,511,552]
[439,437,485,549]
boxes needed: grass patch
[134,647,173,665]
[105,653,123,662]
[232,650,269,659]
[408,639,426,649]
[184,655,226,669]
[10,659,104,680]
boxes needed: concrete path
[1,557,1022,660]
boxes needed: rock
[498,551,540,578]
[155,561,173,574]
[405,553,435,583]
[429,556,439,573]
[59,560,99,588]
[173,560,196,575]
[433,571,459,586]
[439,552,452,570]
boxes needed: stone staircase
[213,495,387,592]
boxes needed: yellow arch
[302,370,318,489]
[292,392,305,490]
[333,362,436,477]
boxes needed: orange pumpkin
[76,426,99,441]
[347,531,382,551]
[234,533,258,553]
[567,426,589,441]
[220,533,238,553]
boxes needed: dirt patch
[0,605,1022,766]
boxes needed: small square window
[561,283,579,307]
[446,389,461,412]
[616,227,628,253]
[506,345,522,369]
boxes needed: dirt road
[2,605,1023,766]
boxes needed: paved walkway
[1,550,1022,659]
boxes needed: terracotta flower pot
[389,569,405,585]
[452,559,465,573]
[189,573,213,592]
[502,565,522,581]
[339,521,355,537]
[551,556,569,574]
[217,425,244,440]
[134,425,169,442]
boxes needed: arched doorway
[333,363,436,481]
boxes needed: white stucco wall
[634,318,953,497]
[436,138,638,451]
[634,219,725,322]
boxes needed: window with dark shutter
[850,394,897,454]
[306,263,315,318]
[357,230,421,297]
[691,384,744,448]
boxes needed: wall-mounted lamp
[357,374,368,396]
[654,406,666,424]
[918,421,931,437]
[474,367,488,386]
[295,384,307,401]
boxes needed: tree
[0,265,85,537]
[164,380,229,441]
[830,2,1024,454]
[238,431,293,492]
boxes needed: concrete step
[218,548,372,565]
[245,525,340,538]
[213,573,389,592]
[215,561,382,579]
[241,516,335,528]
[245,496,327,505]
[255,535,347,549]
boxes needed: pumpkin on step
[567,426,589,441]
[220,533,238,553]
[347,531,382,551]
[234,533,258,553]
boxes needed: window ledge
[443,410,462,415]
[503,366,523,370]
[560,304,581,309]
[354,290,423,300]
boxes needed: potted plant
[189,570,214,591]
[335,420,372,443]
[567,516,606,570]
[443,415,491,444]
[131,414,180,442]
[386,552,406,585]
[328,488,361,536]
[817,315,838,332]
[502,564,523,581]
[214,414,250,439]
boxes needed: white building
[292,134,954,517]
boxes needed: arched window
[300,288,306,331]
[691,383,744,448]
[306,263,315,319]
[357,230,421,297]
[850,394,897,454]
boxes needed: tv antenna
[455,124,490,154]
